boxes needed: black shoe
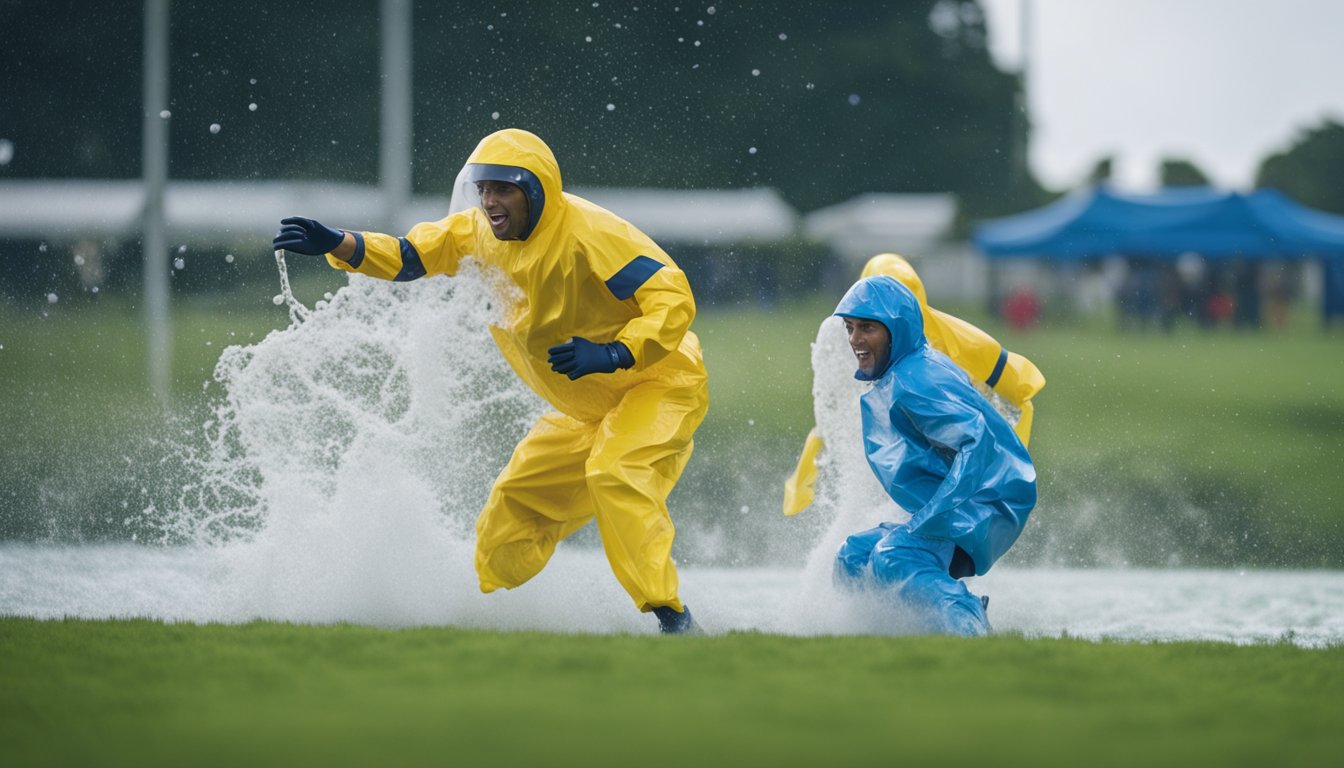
[652,605,702,635]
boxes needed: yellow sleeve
[999,351,1046,408]
[605,254,697,370]
[325,212,475,282]
[783,429,825,516]
[926,307,1045,407]
[925,307,1001,382]
[1014,399,1035,447]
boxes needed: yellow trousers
[474,377,708,612]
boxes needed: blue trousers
[834,522,991,636]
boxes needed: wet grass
[1,617,1340,768]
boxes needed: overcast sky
[979,0,1344,191]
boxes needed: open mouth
[488,211,508,230]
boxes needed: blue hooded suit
[833,276,1036,635]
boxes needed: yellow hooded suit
[326,129,708,613]
[782,253,1044,516]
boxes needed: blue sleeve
[895,371,993,537]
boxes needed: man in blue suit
[832,276,1037,636]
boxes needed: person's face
[842,316,891,377]
[476,181,530,240]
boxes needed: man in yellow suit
[784,253,1044,517]
[273,129,708,634]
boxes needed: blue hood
[834,275,926,381]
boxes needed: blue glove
[273,216,345,255]
[547,338,634,380]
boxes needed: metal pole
[142,0,171,403]
[1010,0,1031,194]
[381,0,413,232]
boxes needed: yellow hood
[861,253,928,307]
[464,129,565,241]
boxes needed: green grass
[2,617,1340,768]
[2,289,1343,565]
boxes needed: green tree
[1255,117,1344,214]
[1087,155,1114,185]
[1159,157,1211,187]
[0,0,1039,216]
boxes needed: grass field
[2,617,1340,768]
[2,284,1343,565]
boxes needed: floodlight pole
[1010,0,1031,193]
[142,0,171,403]
[380,0,413,232]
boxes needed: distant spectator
[1003,286,1041,330]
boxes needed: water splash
[271,248,310,325]
[139,257,546,623]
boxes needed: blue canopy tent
[973,185,1344,324]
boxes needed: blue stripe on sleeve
[347,231,366,269]
[393,237,427,282]
[985,347,1009,389]
[605,255,664,300]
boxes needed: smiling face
[476,180,530,240]
[842,316,891,378]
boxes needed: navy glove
[547,338,634,380]
[273,216,345,255]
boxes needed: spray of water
[132,251,570,625]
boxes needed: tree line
[2,1,1339,219]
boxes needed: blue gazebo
[974,186,1344,323]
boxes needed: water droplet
[272,294,285,306]
[46,293,58,304]
[174,257,185,270]
[748,147,757,155]
[74,255,86,266]
[778,32,788,41]
[248,103,258,112]
[751,69,760,76]
[491,111,500,120]
[159,110,172,119]
[848,93,861,106]
[209,123,222,134]
[225,254,235,263]
[707,6,716,14]
[606,103,616,111]
[0,139,13,166]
